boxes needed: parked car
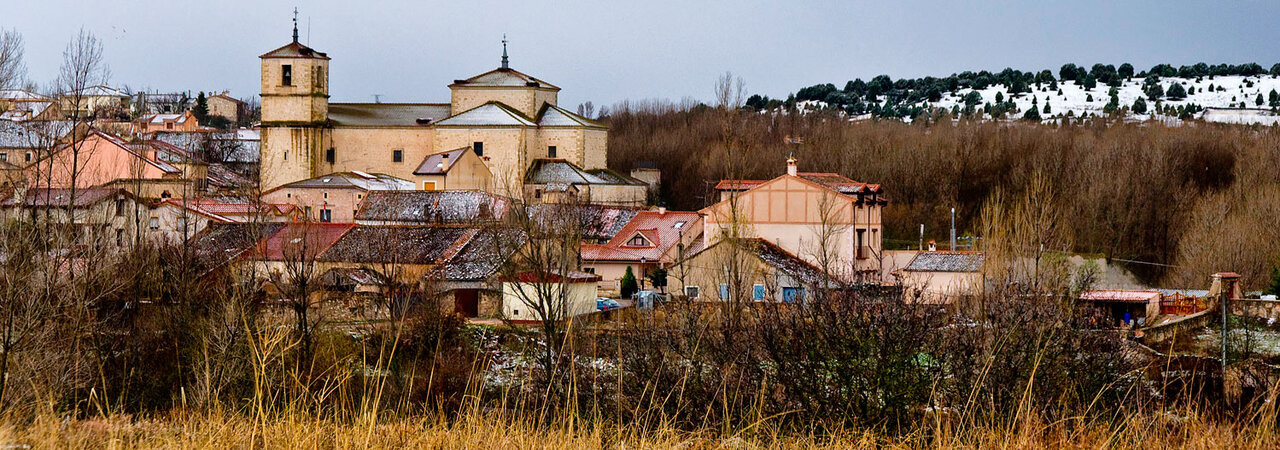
[604,299,622,310]
[634,290,669,310]
[597,297,613,311]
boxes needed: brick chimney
[786,157,798,176]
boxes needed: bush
[620,266,638,299]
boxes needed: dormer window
[627,234,649,247]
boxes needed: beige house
[0,187,235,248]
[412,146,492,191]
[0,90,59,121]
[523,159,648,207]
[207,92,246,124]
[895,251,986,303]
[60,85,130,118]
[257,33,610,200]
[667,238,838,303]
[137,111,200,133]
[500,271,601,323]
[581,209,702,294]
[702,158,887,281]
[262,171,414,223]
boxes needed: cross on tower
[501,34,509,69]
[292,7,299,43]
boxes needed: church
[257,24,635,204]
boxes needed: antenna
[372,94,383,104]
[307,16,311,45]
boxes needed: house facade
[261,171,414,223]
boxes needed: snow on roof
[537,104,605,128]
[73,85,128,98]
[149,130,260,164]
[903,251,985,273]
[452,67,559,90]
[321,226,472,265]
[1080,290,1162,303]
[277,172,414,191]
[355,190,509,224]
[434,102,536,127]
[524,159,647,186]
[259,222,354,261]
[0,121,44,148]
[328,103,451,127]
[0,90,50,101]
[413,147,470,175]
[192,222,288,270]
[581,210,701,262]
[429,227,525,281]
[6,187,129,208]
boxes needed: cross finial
[292,7,299,43]
[501,34,509,69]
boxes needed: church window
[548,146,556,158]
[473,142,483,157]
[325,148,334,163]
[282,64,292,86]
[392,149,403,162]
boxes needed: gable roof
[320,226,471,265]
[259,41,329,59]
[355,190,509,224]
[272,172,414,192]
[428,227,525,282]
[413,147,472,175]
[581,210,700,262]
[450,67,559,90]
[525,159,647,186]
[433,102,536,127]
[683,238,841,288]
[159,198,294,222]
[3,187,133,208]
[536,103,606,129]
[191,222,288,270]
[259,222,354,261]
[72,85,128,98]
[903,251,985,273]
[328,103,451,127]
[714,172,883,196]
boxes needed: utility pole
[1221,281,1228,381]
[918,223,924,251]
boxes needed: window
[547,145,556,158]
[319,209,332,223]
[582,267,596,274]
[322,192,328,199]
[314,66,323,89]
[856,228,866,259]
[115,198,125,217]
[282,64,292,86]
[685,286,700,298]
[472,142,483,157]
[422,181,436,190]
[325,148,335,163]
[165,122,173,130]
[752,284,766,301]
[393,149,403,162]
[115,229,124,247]
[719,284,730,300]
[534,189,541,199]
[148,217,159,230]
[304,206,313,218]
[0,153,7,162]
[24,152,31,162]
[627,235,648,247]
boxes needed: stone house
[894,251,986,303]
[261,171,414,223]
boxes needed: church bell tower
[258,9,330,191]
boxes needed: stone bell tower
[258,9,330,191]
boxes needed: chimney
[786,157,798,176]
[658,205,667,215]
[927,240,936,252]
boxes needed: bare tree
[268,220,325,366]
[0,29,25,93]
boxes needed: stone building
[258,27,609,200]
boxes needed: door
[454,289,479,317]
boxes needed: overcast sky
[6,0,1280,108]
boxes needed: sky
[5,0,1280,108]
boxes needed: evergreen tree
[1119,63,1135,79]
[1268,89,1279,107]
[1187,86,1195,95]
[1258,93,1266,106]
[1086,93,1094,102]
[1166,83,1186,99]
[1022,107,1041,121]
[620,266,638,299]
[193,91,210,123]
[1271,63,1280,76]
[995,91,1004,103]
[1266,265,1280,296]
[1083,73,1097,90]
[1042,101,1051,114]
[1132,97,1148,114]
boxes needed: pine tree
[1267,266,1280,296]
[1086,93,1093,102]
[1269,89,1279,107]
[1130,97,1146,114]
[193,91,209,123]
[1083,73,1097,90]
[1022,107,1041,121]
[620,266,638,299]
[1166,83,1186,99]
[1257,93,1265,106]
[1042,101,1051,114]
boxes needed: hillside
[758,63,1280,125]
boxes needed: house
[500,270,601,323]
[522,159,648,206]
[137,111,200,133]
[354,190,509,225]
[0,90,59,121]
[206,91,247,124]
[581,208,702,294]
[425,227,523,317]
[132,91,191,115]
[149,128,261,177]
[261,171,414,223]
[703,157,887,281]
[156,198,298,224]
[60,85,130,118]
[1080,290,1163,328]
[667,238,840,303]
[412,146,492,191]
[0,187,173,248]
[27,130,206,199]
[257,31,609,198]
[895,251,986,302]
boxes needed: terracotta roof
[715,172,882,196]
[258,222,354,261]
[450,67,559,90]
[259,41,329,59]
[581,210,700,262]
[191,222,288,270]
[903,251,985,273]
[413,147,470,175]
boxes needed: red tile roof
[715,172,883,196]
[581,210,700,262]
[258,222,354,261]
